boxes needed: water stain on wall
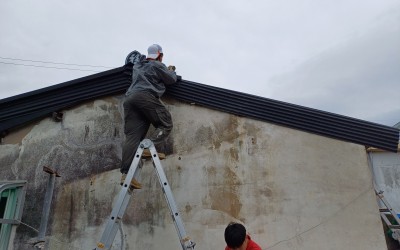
[229,147,239,161]
[195,125,214,147]
[205,166,243,220]
[123,177,168,230]
[214,115,240,145]
[209,186,242,220]
[2,123,36,145]
[53,183,112,238]
[185,203,193,214]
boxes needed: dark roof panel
[0,65,398,152]
[0,67,129,132]
[167,80,399,152]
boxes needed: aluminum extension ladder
[375,189,400,243]
[95,139,196,250]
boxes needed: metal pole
[38,166,60,241]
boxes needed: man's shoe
[120,174,142,189]
[142,149,166,160]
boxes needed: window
[0,181,27,250]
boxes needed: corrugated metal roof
[0,65,398,152]
[0,67,129,133]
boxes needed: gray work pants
[120,91,173,174]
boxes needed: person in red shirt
[224,222,262,250]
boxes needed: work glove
[168,65,176,71]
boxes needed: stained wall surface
[0,96,386,250]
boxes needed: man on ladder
[120,44,178,189]
[95,46,195,249]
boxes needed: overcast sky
[0,0,399,126]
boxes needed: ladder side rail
[149,144,195,250]
[99,191,132,249]
[375,190,400,243]
[380,213,395,228]
[96,146,145,249]
[376,191,400,226]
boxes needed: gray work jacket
[125,60,177,98]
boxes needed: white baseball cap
[147,44,163,59]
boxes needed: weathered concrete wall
[0,95,386,250]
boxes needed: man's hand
[168,65,176,71]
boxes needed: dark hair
[224,222,246,248]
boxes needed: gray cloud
[269,8,400,126]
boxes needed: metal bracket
[139,139,153,149]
